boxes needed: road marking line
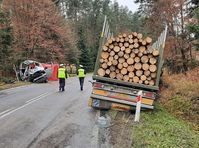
[0,92,54,120]
[0,109,12,116]
[26,92,49,103]
[26,93,51,104]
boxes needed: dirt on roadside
[109,111,134,148]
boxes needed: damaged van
[19,60,48,83]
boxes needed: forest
[0,0,198,77]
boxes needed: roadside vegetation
[132,67,199,147]
[0,81,30,91]
[132,104,199,148]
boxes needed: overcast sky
[115,0,139,12]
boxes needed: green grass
[132,104,199,148]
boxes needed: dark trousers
[59,78,65,91]
[79,77,84,91]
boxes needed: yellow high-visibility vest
[78,68,85,77]
[58,68,66,78]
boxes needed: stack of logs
[97,32,159,86]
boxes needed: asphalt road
[0,74,98,148]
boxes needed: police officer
[77,65,86,91]
[58,64,68,92]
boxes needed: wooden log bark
[119,58,125,63]
[142,63,149,71]
[151,72,157,78]
[130,53,136,58]
[141,56,149,63]
[144,80,149,85]
[134,57,140,63]
[145,37,152,44]
[116,73,123,80]
[149,80,155,86]
[123,75,130,82]
[137,33,143,39]
[121,46,126,51]
[129,72,134,78]
[110,72,116,79]
[116,69,120,74]
[125,37,129,42]
[123,62,128,68]
[120,38,125,43]
[102,45,108,51]
[110,66,116,72]
[119,43,123,47]
[139,46,146,53]
[152,49,159,56]
[129,38,134,44]
[114,55,119,60]
[118,51,124,57]
[134,63,142,70]
[127,58,134,65]
[149,57,157,65]
[98,68,105,77]
[105,69,111,75]
[136,70,143,77]
[112,60,118,66]
[129,44,134,49]
[140,75,147,81]
[109,56,114,62]
[101,52,109,59]
[109,44,114,49]
[121,68,128,75]
[144,70,151,76]
[149,65,157,72]
[101,63,108,69]
[114,46,120,52]
[133,76,139,83]
[124,42,129,47]
[107,61,112,66]
[147,76,152,81]
[125,48,131,54]
[124,54,130,59]
[127,66,134,72]
[117,63,123,69]
[99,59,104,63]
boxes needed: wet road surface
[0,74,98,148]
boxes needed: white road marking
[0,109,12,116]
[0,92,54,120]
[26,92,49,103]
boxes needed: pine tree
[0,10,13,77]
[78,26,92,72]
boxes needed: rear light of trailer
[94,83,104,88]
[143,92,154,98]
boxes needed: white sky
[115,0,139,12]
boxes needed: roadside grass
[132,104,199,148]
[0,81,30,91]
[160,67,199,131]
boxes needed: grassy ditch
[132,67,199,147]
[160,67,199,131]
[0,81,30,91]
[132,104,199,148]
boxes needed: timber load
[97,32,159,86]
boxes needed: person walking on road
[58,64,68,92]
[77,65,86,91]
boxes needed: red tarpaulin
[41,63,59,81]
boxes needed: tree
[188,8,199,50]
[3,0,77,63]
[78,26,92,71]
[0,9,13,77]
